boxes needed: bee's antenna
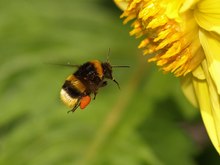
[107,48,111,63]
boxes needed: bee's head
[102,62,113,79]
[102,62,120,89]
[101,48,129,89]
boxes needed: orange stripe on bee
[90,60,103,78]
[66,75,86,93]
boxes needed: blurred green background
[0,0,220,164]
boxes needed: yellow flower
[114,0,220,154]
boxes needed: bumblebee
[60,58,128,113]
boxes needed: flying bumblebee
[59,53,129,113]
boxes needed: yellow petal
[192,64,206,80]
[113,0,129,11]
[195,0,220,34]
[199,30,220,94]
[192,60,220,155]
[180,74,198,107]
[163,0,183,21]
[179,0,200,13]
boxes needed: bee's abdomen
[62,80,82,98]
[60,75,86,109]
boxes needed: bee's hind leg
[93,92,97,100]
[67,99,81,113]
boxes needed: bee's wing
[45,63,80,68]
[111,65,130,68]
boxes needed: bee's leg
[67,109,75,113]
[67,98,81,113]
[67,106,77,113]
[100,81,107,87]
[92,81,107,100]
[113,79,120,89]
[93,92,97,100]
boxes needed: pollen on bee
[80,95,91,110]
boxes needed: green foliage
[0,0,219,165]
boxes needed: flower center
[121,0,204,76]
